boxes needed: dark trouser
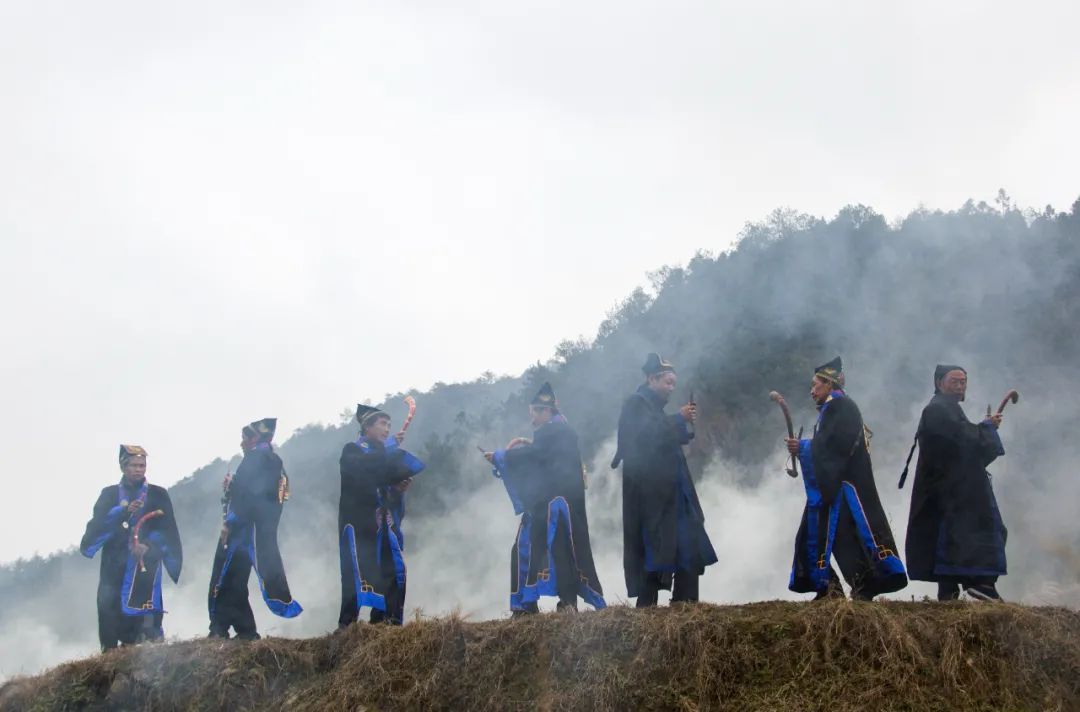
[209,545,257,638]
[97,580,158,651]
[635,569,699,607]
[936,575,997,601]
[830,511,879,599]
[339,540,406,627]
[369,579,406,625]
[551,518,579,607]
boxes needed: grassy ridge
[2,601,1079,711]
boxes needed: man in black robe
[785,358,907,600]
[485,382,605,614]
[208,418,302,640]
[338,404,425,627]
[902,364,1007,601]
[81,445,183,651]
[611,353,717,606]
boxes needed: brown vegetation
[3,601,1079,711]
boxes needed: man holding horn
[785,358,907,600]
[338,401,424,627]
[902,365,1009,601]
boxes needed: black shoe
[556,600,578,612]
[937,582,961,601]
[965,584,1002,602]
[235,631,262,641]
[850,590,875,602]
[208,629,230,639]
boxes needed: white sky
[1,0,1078,564]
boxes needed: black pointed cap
[814,357,843,385]
[642,352,675,377]
[247,418,277,443]
[531,382,558,409]
[934,364,966,393]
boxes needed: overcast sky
[1,0,1077,564]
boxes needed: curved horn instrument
[996,389,1019,415]
[400,395,417,433]
[769,391,799,478]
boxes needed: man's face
[365,416,392,443]
[240,432,259,452]
[810,376,833,405]
[938,369,967,400]
[122,456,147,485]
[529,405,553,429]
[648,371,677,403]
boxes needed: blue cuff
[492,449,508,478]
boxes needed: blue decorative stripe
[209,540,239,621]
[510,516,532,611]
[492,450,525,515]
[248,524,303,619]
[341,524,387,612]
[791,439,827,591]
[546,498,606,610]
[841,483,906,578]
[120,556,163,616]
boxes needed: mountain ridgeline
[2,194,1079,680]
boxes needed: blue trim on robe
[121,554,163,616]
[544,498,606,610]
[510,499,606,610]
[790,400,907,591]
[210,521,303,619]
[80,505,125,558]
[491,449,525,515]
[341,523,388,612]
[375,495,408,589]
[641,456,715,575]
[841,483,906,577]
[510,516,533,611]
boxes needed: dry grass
[3,601,1078,711]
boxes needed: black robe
[492,416,605,611]
[789,391,907,596]
[209,444,301,636]
[81,480,182,651]
[905,393,1007,581]
[338,436,425,626]
[612,384,717,598]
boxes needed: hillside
[2,194,1079,680]
[2,601,1079,711]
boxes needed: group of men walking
[80,353,1010,651]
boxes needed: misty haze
[1,2,1078,709]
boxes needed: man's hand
[483,451,495,464]
[990,413,1003,429]
[394,430,407,445]
[131,542,149,558]
[394,477,413,493]
[219,525,230,546]
[680,403,697,423]
[126,499,145,515]
[785,437,800,455]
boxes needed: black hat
[531,382,558,411]
[934,364,966,393]
[247,418,277,443]
[642,352,675,377]
[356,404,389,429]
[814,357,843,386]
[118,444,147,469]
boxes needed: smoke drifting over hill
[2,195,1079,680]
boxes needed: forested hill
[3,194,1079,680]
